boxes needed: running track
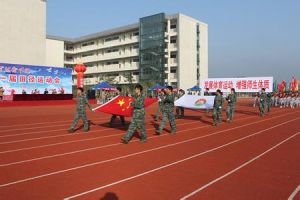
[0,100,299,200]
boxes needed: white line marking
[63,121,300,200]
[1,116,298,191]
[0,115,154,137]
[0,119,208,154]
[288,185,300,200]
[180,132,300,200]
[0,116,107,128]
[0,109,291,154]
[0,112,291,166]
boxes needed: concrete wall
[0,0,46,65]
[199,23,209,82]
[177,14,208,90]
[46,39,64,67]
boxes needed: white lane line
[63,120,300,200]
[0,115,155,137]
[288,185,300,200]
[0,109,292,154]
[0,115,167,143]
[0,116,107,128]
[0,119,209,154]
[0,117,110,134]
[0,112,291,166]
[0,113,161,136]
[0,108,287,146]
[1,116,298,190]
[180,132,300,200]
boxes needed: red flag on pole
[93,96,157,117]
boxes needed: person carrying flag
[259,88,267,117]
[154,89,164,121]
[69,88,94,133]
[175,89,185,118]
[226,88,237,123]
[212,89,224,126]
[267,92,272,113]
[121,84,147,144]
[155,86,176,135]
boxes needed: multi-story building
[48,13,208,90]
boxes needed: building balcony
[64,60,75,65]
[169,73,178,80]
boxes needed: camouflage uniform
[259,92,267,117]
[175,92,185,118]
[266,93,272,113]
[226,93,237,122]
[157,93,176,134]
[155,93,164,121]
[110,92,125,126]
[70,94,92,132]
[122,94,147,142]
[212,95,224,126]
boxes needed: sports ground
[0,99,299,200]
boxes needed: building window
[132,32,139,36]
[170,52,177,58]
[106,61,119,65]
[66,46,74,51]
[82,41,94,47]
[132,44,139,49]
[170,69,176,73]
[105,36,119,42]
[132,58,139,62]
[170,37,177,44]
[170,24,177,29]
[133,72,139,75]
[82,53,94,57]
[106,48,119,53]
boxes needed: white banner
[201,77,273,93]
[175,95,215,109]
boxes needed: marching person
[259,88,267,117]
[267,92,272,113]
[155,86,176,135]
[154,89,164,121]
[175,89,185,118]
[253,93,259,107]
[109,87,126,127]
[121,84,147,144]
[226,88,237,123]
[212,89,224,126]
[69,87,94,133]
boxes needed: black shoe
[140,138,147,143]
[155,130,161,135]
[83,128,89,132]
[68,128,75,133]
[121,138,128,144]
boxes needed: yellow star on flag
[117,99,125,107]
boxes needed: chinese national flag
[93,96,157,117]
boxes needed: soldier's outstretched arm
[85,97,93,111]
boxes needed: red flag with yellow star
[93,96,157,117]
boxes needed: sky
[47,0,300,82]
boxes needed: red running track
[0,100,299,200]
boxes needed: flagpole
[92,95,120,111]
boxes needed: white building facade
[51,13,208,90]
[0,0,47,66]
[0,0,208,90]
